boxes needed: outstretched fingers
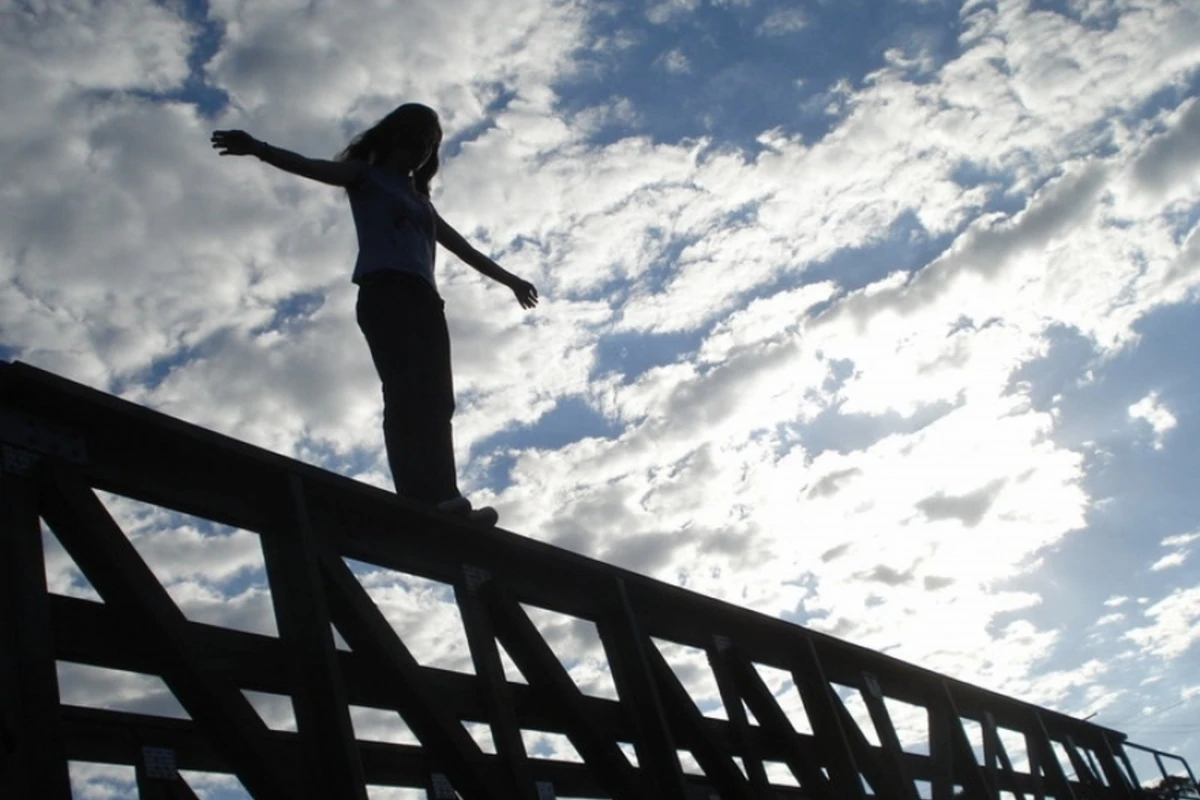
[210,129,257,157]
[513,281,539,309]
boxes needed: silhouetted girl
[212,104,537,526]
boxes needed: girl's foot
[467,506,499,527]
[436,496,472,515]
[435,496,498,527]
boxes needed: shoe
[436,496,472,515]
[467,506,499,527]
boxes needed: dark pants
[356,272,460,504]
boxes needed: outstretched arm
[211,130,362,187]
[436,215,539,309]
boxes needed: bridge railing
[0,360,1188,800]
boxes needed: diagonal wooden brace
[790,637,865,799]
[707,636,772,794]
[643,637,756,799]
[454,566,540,800]
[259,474,367,799]
[728,644,832,798]
[316,547,501,800]
[981,711,1028,800]
[596,578,688,800]
[860,672,922,800]
[483,581,650,800]
[39,472,299,800]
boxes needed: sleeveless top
[346,162,437,291]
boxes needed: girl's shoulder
[344,158,375,185]
[335,160,375,196]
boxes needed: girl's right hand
[211,130,261,157]
[510,278,539,309]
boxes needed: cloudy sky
[5,0,1200,797]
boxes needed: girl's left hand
[511,279,539,309]
[211,129,261,157]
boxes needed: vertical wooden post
[1093,735,1135,798]
[790,637,865,799]
[1031,714,1077,800]
[929,699,955,800]
[937,683,993,800]
[597,578,687,800]
[0,469,71,799]
[981,711,1027,800]
[1062,735,1104,796]
[1027,726,1048,800]
[708,636,771,795]
[861,673,921,800]
[455,565,538,800]
[260,474,367,799]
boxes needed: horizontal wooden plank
[60,705,814,799]
[52,594,1052,790]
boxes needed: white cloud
[1125,588,1200,660]
[1150,552,1188,572]
[208,0,588,128]
[757,8,807,36]
[2,0,192,95]
[1129,391,1177,450]
[657,47,691,74]
[646,0,701,25]
[1131,99,1200,201]
[1149,530,1198,571]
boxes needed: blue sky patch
[592,327,707,383]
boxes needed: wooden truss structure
[1,361,1194,799]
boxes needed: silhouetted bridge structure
[1,361,1195,800]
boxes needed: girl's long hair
[337,103,442,197]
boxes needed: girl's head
[338,103,442,196]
